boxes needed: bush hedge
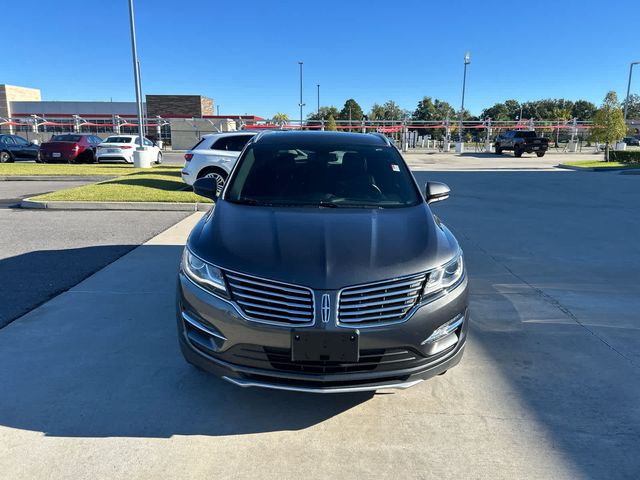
[609,151,640,163]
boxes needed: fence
[1,115,595,152]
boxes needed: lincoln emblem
[321,294,331,323]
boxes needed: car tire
[495,144,502,154]
[536,151,545,157]
[0,151,13,163]
[155,152,162,165]
[198,168,228,196]
[514,146,523,157]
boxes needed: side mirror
[425,182,450,204]
[193,177,219,200]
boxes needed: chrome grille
[337,273,427,326]
[225,271,314,326]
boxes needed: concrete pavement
[0,168,639,479]
[0,180,190,326]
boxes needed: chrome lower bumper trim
[221,376,423,394]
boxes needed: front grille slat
[226,271,314,326]
[340,294,419,310]
[337,273,427,326]
[226,274,311,297]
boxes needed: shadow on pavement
[0,245,138,328]
[0,244,370,438]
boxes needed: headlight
[182,249,228,297]
[422,251,465,299]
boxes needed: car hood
[188,200,460,290]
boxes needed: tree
[326,114,337,131]
[272,112,289,124]
[338,99,364,124]
[591,91,627,161]
[369,103,386,120]
[412,97,456,121]
[307,106,339,122]
[412,97,438,120]
[572,100,597,121]
[623,94,640,120]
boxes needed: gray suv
[177,131,469,393]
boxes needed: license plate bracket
[291,330,359,362]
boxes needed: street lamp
[317,84,320,115]
[623,61,640,123]
[457,51,470,149]
[298,61,305,129]
[127,0,148,167]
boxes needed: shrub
[609,151,640,163]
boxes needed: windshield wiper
[317,201,341,208]
[230,198,274,206]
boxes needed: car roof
[201,131,258,139]
[252,130,391,146]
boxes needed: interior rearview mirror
[425,182,450,204]
[193,177,219,200]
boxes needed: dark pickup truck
[494,130,548,157]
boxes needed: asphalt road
[0,181,190,327]
[0,168,639,479]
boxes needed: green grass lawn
[0,163,178,177]
[562,161,640,169]
[31,168,211,203]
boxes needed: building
[0,84,263,149]
[0,84,41,126]
[146,95,213,118]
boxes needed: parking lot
[0,158,638,479]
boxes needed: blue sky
[2,0,637,119]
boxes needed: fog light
[422,315,464,345]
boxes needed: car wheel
[536,151,545,157]
[198,168,228,196]
[495,144,502,154]
[155,152,163,165]
[0,151,13,163]
[514,146,523,157]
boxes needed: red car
[39,134,103,163]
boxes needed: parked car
[180,131,258,193]
[96,135,162,164]
[494,130,548,157]
[623,136,640,146]
[177,131,469,393]
[39,134,103,163]
[0,134,40,162]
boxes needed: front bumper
[177,272,469,393]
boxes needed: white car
[96,135,162,164]
[180,131,257,192]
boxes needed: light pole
[317,84,320,115]
[458,51,470,149]
[298,61,305,129]
[127,0,146,165]
[216,105,220,116]
[623,61,640,123]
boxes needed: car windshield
[52,135,81,142]
[225,142,421,208]
[515,131,537,138]
[104,136,133,143]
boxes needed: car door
[1,136,19,158]
[12,135,38,159]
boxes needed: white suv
[96,135,163,164]
[180,132,257,192]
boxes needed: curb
[20,198,213,212]
[620,169,640,175]
[556,164,629,172]
[0,176,115,182]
